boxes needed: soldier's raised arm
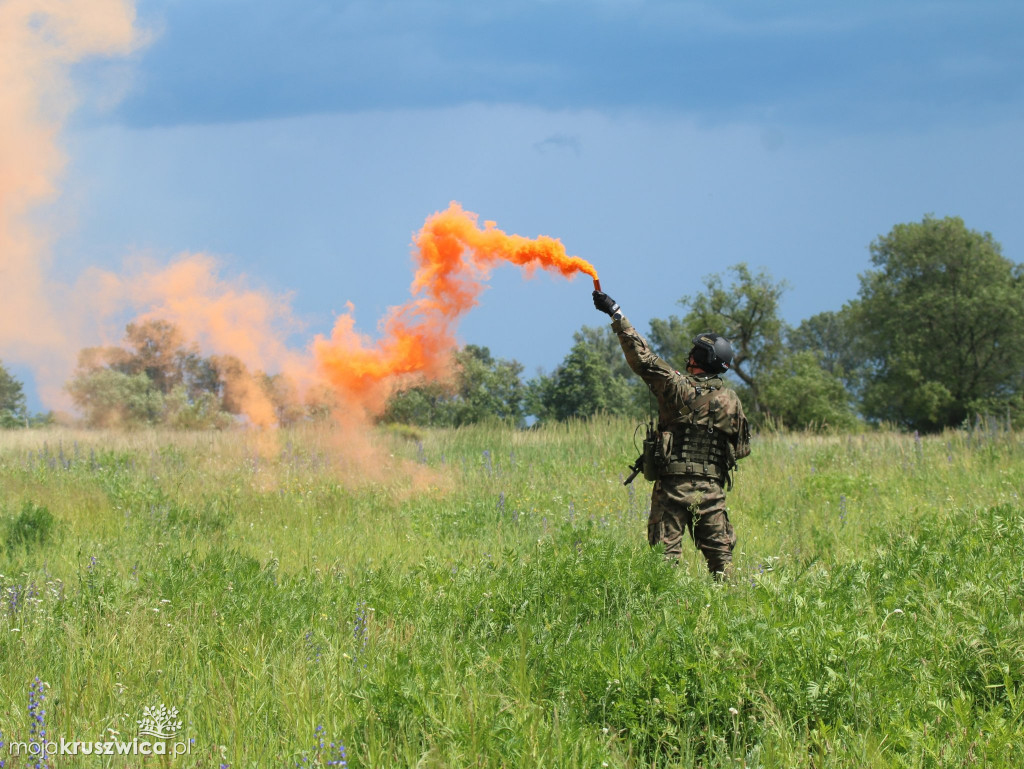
[592,290,676,398]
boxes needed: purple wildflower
[28,678,48,768]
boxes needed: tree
[164,385,233,430]
[572,325,632,381]
[69,320,231,428]
[117,319,217,398]
[649,264,787,414]
[852,215,1024,431]
[67,369,164,427]
[777,308,864,429]
[452,345,526,426]
[788,308,865,399]
[67,319,334,428]
[380,381,453,427]
[758,351,860,432]
[382,345,526,427]
[1,361,28,428]
[527,339,639,423]
[572,324,650,414]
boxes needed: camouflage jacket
[612,315,750,463]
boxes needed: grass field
[0,419,1021,768]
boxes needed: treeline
[386,214,1024,432]
[0,320,332,430]
[1,215,1021,433]
[65,320,332,429]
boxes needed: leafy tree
[67,319,332,428]
[453,345,526,426]
[527,339,639,423]
[852,215,1024,430]
[649,264,787,414]
[74,319,215,396]
[116,319,217,398]
[382,345,526,427]
[0,361,28,428]
[788,308,865,399]
[67,369,164,427]
[572,325,632,380]
[773,308,865,430]
[381,381,452,427]
[758,351,860,432]
[572,324,651,414]
[69,320,233,427]
[164,386,233,430]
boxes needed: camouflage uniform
[612,315,750,575]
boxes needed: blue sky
[19,0,1024,407]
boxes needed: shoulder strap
[671,387,719,423]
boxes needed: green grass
[0,420,1021,767]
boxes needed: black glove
[592,291,621,317]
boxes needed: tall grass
[0,420,1021,767]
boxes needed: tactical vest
[661,383,733,484]
[663,422,731,481]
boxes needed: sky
[7,0,1024,411]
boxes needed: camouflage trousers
[648,476,736,575]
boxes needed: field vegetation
[0,419,1021,767]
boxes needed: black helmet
[690,332,733,374]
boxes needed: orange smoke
[0,0,601,436]
[79,253,309,427]
[0,0,140,402]
[75,203,597,430]
[411,202,598,302]
[314,202,598,415]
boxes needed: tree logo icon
[137,704,183,740]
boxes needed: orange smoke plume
[0,0,140,403]
[314,202,598,415]
[80,253,308,427]
[0,0,601,433]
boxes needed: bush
[5,500,57,552]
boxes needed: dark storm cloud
[104,0,1024,128]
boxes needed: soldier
[592,290,750,578]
